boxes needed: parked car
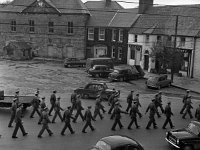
[74,82,120,100]
[165,121,200,150]
[108,65,142,82]
[88,65,113,78]
[146,74,172,89]
[88,135,144,150]
[64,57,86,68]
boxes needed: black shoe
[51,121,55,123]
[23,133,28,136]
[171,126,175,129]
[154,126,158,129]
[82,131,87,133]
[61,133,65,136]
[136,126,140,129]
[12,136,18,138]
[146,127,150,130]
[162,127,166,129]
[38,122,41,125]
[111,128,115,131]
[49,114,52,116]
[71,131,75,134]
[182,116,186,119]
[92,128,95,131]
[8,125,13,128]
[120,126,124,129]
[30,116,34,118]
[49,133,53,136]
[73,120,76,123]
[127,127,132,130]
[38,135,42,138]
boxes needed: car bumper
[165,138,180,149]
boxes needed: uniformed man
[82,106,95,133]
[61,106,75,135]
[30,93,41,118]
[8,98,18,127]
[38,97,47,125]
[70,92,77,113]
[38,107,53,138]
[182,96,193,119]
[52,97,64,123]
[108,97,119,115]
[127,101,140,130]
[93,96,104,120]
[108,89,116,106]
[180,90,190,114]
[195,104,200,121]
[145,99,158,129]
[111,102,127,131]
[154,94,162,118]
[49,90,57,116]
[155,91,164,114]
[126,91,134,113]
[162,101,174,129]
[133,93,142,118]
[12,104,28,138]
[73,95,84,123]
[14,90,20,106]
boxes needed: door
[144,55,149,70]
[63,46,74,58]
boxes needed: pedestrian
[73,95,84,123]
[162,101,174,129]
[180,90,190,114]
[52,97,64,123]
[127,101,140,130]
[108,97,119,115]
[155,91,164,114]
[182,96,193,119]
[38,107,53,138]
[38,97,47,125]
[14,90,20,106]
[49,90,57,116]
[61,106,75,135]
[145,99,158,129]
[126,91,134,113]
[154,94,162,118]
[30,93,41,118]
[111,102,127,131]
[12,104,28,138]
[70,92,77,113]
[99,96,106,113]
[82,106,95,133]
[133,93,142,118]
[8,98,18,127]
[108,89,116,106]
[93,96,104,120]
[195,104,200,121]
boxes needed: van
[86,57,114,71]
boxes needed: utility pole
[171,15,178,82]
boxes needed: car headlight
[177,139,179,144]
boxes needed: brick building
[0,0,90,59]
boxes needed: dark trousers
[163,117,173,128]
[157,104,164,113]
[49,103,55,115]
[93,110,103,120]
[38,124,52,136]
[126,103,132,112]
[73,110,84,122]
[12,122,26,137]
[146,116,157,128]
[52,111,63,122]
[70,103,76,113]
[182,109,193,119]
[128,117,139,128]
[61,122,74,134]
[108,105,114,114]
[82,121,94,132]
[180,104,186,114]
[30,107,41,117]
[8,112,15,127]
[100,106,106,113]
[38,111,43,124]
[111,118,123,130]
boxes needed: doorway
[144,55,149,70]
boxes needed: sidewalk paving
[144,71,200,94]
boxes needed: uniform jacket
[31,96,40,108]
[71,93,77,103]
[113,106,126,120]
[40,101,46,111]
[63,110,74,123]
[84,109,94,122]
[164,105,173,117]
[146,102,157,116]
[182,94,189,103]
[54,101,63,112]
[130,104,140,119]
[127,93,133,104]
[11,102,17,113]
[41,111,51,124]
[15,108,22,123]
[133,96,141,107]
[50,93,56,104]
[76,100,84,111]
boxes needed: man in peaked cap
[182,96,193,119]
[52,97,64,123]
[82,106,95,133]
[49,90,57,116]
[162,101,174,129]
[126,91,134,113]
[8,98,18,127]
[180,89,190,114]
[73,96,84,123]
[38,97,47,125]
[30,93,41,118]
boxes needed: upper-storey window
[68,22,73,34]
[180,37,186,47]
[88,28,94,40]
[48,21,54,33]
[29,20,35,32]
[146,35,149,43]
[112,29,117,41]
[119,30,123,42]
[134,35,138,42]
[11,20,16,32]
[99,28,105,41]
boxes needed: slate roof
[130,5,200,37]
[0,0,89,14]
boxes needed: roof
[100,135,138,148]
[0,0,90,14]
[130,5,200,37]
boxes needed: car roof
[93,65,109,67]
[88,82,107,85]
[100,135,139,148]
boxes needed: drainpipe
[191,37,196,78]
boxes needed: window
[119,30,123,42]
[118,47,122,60]
[48,21,54,33]
[180,37,185,47]
[167,36,172,42]
[99,28,105,40]
[146,35,149,43]
[112,29,117,41]
[29,20,35,32]
[88,28,94,40]
[111,46,115,58]
[134,35,138,42]
[157,35,161,42]
[68,22,73,34]
[11,20,16,32]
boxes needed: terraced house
[0,0,90,59]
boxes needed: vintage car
[146,74,172,89]
[88,65,113,78]
[64,57,86,68]
[89,135,144,150]
[108,65,141,82]
[165,121,200,150]
[74,82,120,100]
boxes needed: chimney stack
[105,0,111,7]
[138,0,153,14]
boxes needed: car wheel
[184,145,193,150]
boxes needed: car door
[84,84,97,98]
[158,76,165,87]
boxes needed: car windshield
[149,77,159,82]
[187,123,200,135]
[96,140,111,150]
